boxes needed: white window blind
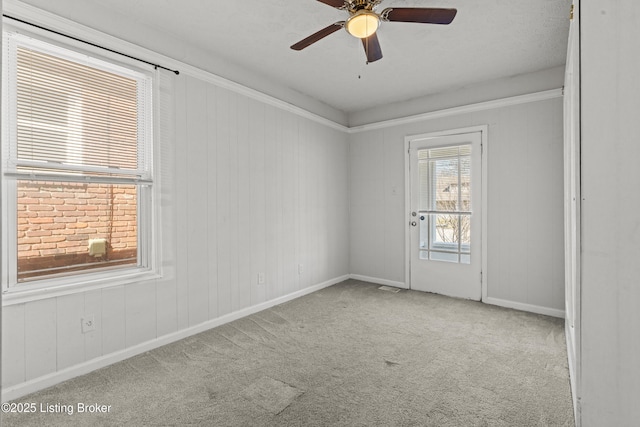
[5,33,152,181]
[418,145,471,212]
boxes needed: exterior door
[408,131,482,300]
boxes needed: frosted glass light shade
[346,11,380,39]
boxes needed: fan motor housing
[347,0,381,13]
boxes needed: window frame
[1,26,161,303]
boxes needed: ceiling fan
[290,0,457,63]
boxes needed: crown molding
[347,88,563,133]
[3,1,562,135]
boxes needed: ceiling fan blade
[381,8,457,25]
[362,33,383,63]
[290,22,344,51]
[316,0,346,8]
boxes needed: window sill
[2,268,161,306]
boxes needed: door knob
[411,221,417,227]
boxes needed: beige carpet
[2,280,574,426]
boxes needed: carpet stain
[384,360,401,367]
[206,388,218,400]
[242,376,304,415]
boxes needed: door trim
[404,125,488,300]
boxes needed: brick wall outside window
[17,181,138,280]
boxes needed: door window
[418,144,471,264]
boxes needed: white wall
[1,67,350,398]
[349,95,565,315]
[579,1,640,425]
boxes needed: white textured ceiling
[13,0,571,117]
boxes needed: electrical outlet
[298,264,304,275]
[81,315,95,333]
[257,273,265,285]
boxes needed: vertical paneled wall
[580,1,640,424]
[349,98,565,313]
[1,72,350,392]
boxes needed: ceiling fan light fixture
[345,10,380,39]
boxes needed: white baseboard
[1,275,349,402]
[348,274,408,289]
[2,275,566,401]
[484,296,565,318]
[348,277,565,319]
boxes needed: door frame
[404,125,489,300]
[563,0,580,420]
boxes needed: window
[418,144,472,263]
[2,31,156,293]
